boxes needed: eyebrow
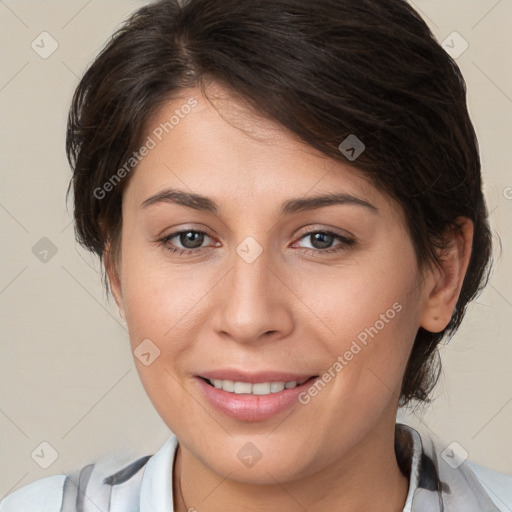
[140,188,378,215]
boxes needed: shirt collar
[395,422,501,512]
[137,423,500,512]
[140,435,177,512]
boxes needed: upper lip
[198,370,317,384]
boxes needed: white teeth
[252,383,271,395]
[270,382,285,393]
[212,379,224,389]
[209,378,306,395]
[234,382,252,394]
[222,380,235,392]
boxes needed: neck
[173,420,409,512]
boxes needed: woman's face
[110,84,431,483]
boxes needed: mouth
[196,372,320,421]
[200,376,316,395]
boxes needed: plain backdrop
[1,0,511,499]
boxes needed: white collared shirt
[1,423,510,511]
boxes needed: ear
[420,217,474,333]
[104,243,126,321]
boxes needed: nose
[210,238,294,345]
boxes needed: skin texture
[106,83,474,512]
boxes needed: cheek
[118,233,203,346]
[118,253,201,424]
[306,247,419,343]
[299,244,421,394]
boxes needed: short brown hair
[66,0,492,406]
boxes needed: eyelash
[157,229,356,257]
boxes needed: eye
[158,230,218,255]
[157,228,355,257]
[292,230,355,255]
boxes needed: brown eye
[309,232,336,250]
[159,230,216,255]
[177,231,205,249]
[294,230,355,254]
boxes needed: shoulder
[466,461,512,511]
[0,450,153,512]
[0,475,67,512]
[0,436,179,512]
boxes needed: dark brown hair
[66,0,492,406]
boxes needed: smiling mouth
[201,376,318,396]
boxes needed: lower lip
[196,377,318,422]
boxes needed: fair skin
[105,83,473,512]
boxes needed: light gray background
[1,0,511,499]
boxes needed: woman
[1,0,510,510]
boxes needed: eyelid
[294,224,355,241]
[158,223,214,237]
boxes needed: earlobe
[104,243,126,321]
[420,217,474,333]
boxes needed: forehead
[124,83,392,217]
